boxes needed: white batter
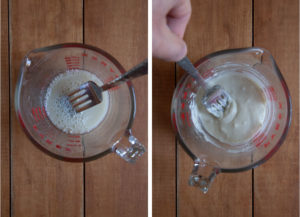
[45,69,109,134]
[195,72,266,144]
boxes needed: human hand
[153,0,191,61]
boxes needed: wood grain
[10,0,84,217]
[1,0,10,216]
[177,0,253,216]
[152,59,176,217]
[84,1,147,217]
[253,0,299,216]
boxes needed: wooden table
[1,0,147,217]
[153,0,299,217]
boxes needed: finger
[167,0,191,38]
[153,23,187,61]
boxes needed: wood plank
[1,0,10,216]
[10,1,83,217]
[253,0,299,216]
[177,0,253,216]
[152,59,176,217]
[84,1,147,217]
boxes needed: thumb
[153,24,187,62]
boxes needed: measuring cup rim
[193,47,269,67]
[15,43,137,160]
[172,51,292,173]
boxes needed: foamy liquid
[45,69,109,134]
[193,72,266,144]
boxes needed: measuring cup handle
[114,130,146,163]
[188,158,220,193]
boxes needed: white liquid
[45,69,109,134]
[194,72,266,144]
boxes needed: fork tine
[68,81,90,97]
[69,91,88,104]
[67,81,103,113]
[75,101,94,113]
[68,88,83,97]
[72,97,91,108]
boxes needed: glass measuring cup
[15,43,145,162]
[171,48,292,193]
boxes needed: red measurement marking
[39,134,44,139]
[278,113,282,120]
[32,107,46,122]
[35,108,40,120]
[33,124,37,130]
[110,67,114,73]
[68,135,81,138]
[181,103,185,109]
[271,134,276,140]
[202,68,214,79]
[186,112,192,127]
[275,123,280,130]
[65,56,81,69]
[46,139,52,144]
[67,144,81,147]
[264,142,270,148]
[32,108,40,121]
[56,145,61,149]
[65,147,71,151]
[92,56,97,61]
[65,59,79,63]
[256,141,263,147]
[253,133,266,147]
[267,86,277,101]
[82,53,88,57]
[42,107,47,118]
[279,102,282,109]
[180,112,185,121]
[183,92,187,99]
[101,61,107,66]
[68,140,81,143]
[32,108,38,121]
[38,107,45,120]
[32,107,41,121]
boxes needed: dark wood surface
[1,0,147,216]
[153,60,176,217]
[153,0,299,216]
[1,0,10,216]
[253,0,299,216]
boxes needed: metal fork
[177,56,231,118]
[68,59,148,112]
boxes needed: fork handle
[101,59,148,91]
[177,56,208,89]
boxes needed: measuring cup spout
[242,47,277,69]
[114,129,145,163]
[20,47,52,75]
[189,158,220,193]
